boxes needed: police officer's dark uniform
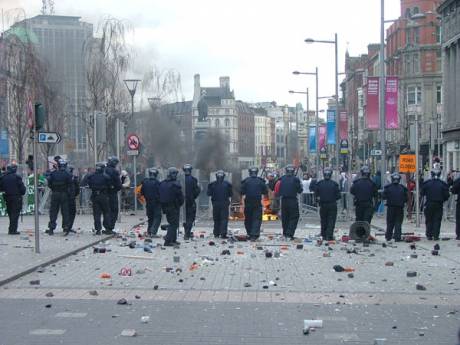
[64,165,80,232]
[140,168,162,237]
[314,168,341,241]
[47,159,73,235]
[183,164,201,240]
[86,163,112,235]
[350,166,378,224]
[159,167,184,246]
[105,156,122,229]
[421,169,450,240]
[451,175,460,240]
[0,164,26,235]
[278,165,302,239]
[207,170,233,238]
[382,173,408,241]
[241,167,268,241]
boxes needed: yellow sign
[399,154,416,173]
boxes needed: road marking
[317,316,347,321]
[55,312,87,318]
[29,329,66,335]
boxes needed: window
[436,85,442,104]
[413,53,420,73]
[407,85,422,105]
[405,8,411,18]
[225,108,230,115]
[405,54,412,74]
[414,27,420,44]
[225,118,230,127]
[405,28,411,45]
[413,6,419,15]
[436,26,441,43]
[215,118,220,127]
[436,50,442,72]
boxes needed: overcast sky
[2,0,402,109]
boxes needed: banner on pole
[339,111,348,140]
[327,110,336,145]
[366,76,379,130]
[319,124,326,148]
[309,126,316,152]
[385,76,399,129]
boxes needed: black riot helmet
[216,170,225,181]
[431,168,441,179]
[248,167,259,177]
[167,167,179,180]
[285,165,295,176]
[6,164,17,174]
[58,159,68,170]
[148,167,159,178]
[323,168,333,180]
[107,156,119,168]
[360,165,371,178]
[391,173,401,184]
[68,165,74,174]
[183,164,193,176]
[95,162,105,173]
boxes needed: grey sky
[2,0,401,109]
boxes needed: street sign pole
[116,118,121,223]
[33,129,40,254]
[133,155,137,214]
[415,114,420,228]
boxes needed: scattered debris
[416,284,427,291]
[117,298,129,305]
[45,292,54,297]
[434,244,440,251]
[431,250,439,256]
[141,316,150,323]
[347,273,354,278]
[296,244,304,250]
[407,271,417,278]
[45,304,52,308]
[244,283,251,288]
[100,273,112,279]
[153,285,159,290]
[333,265,344,272]
[29,280,40,285]
[173,256,180,263]
[89,290,98,296]
[265,251,273,258]
[221,250,231,255]
[303,319,323,335]
[385,261,394,267]
[121,329,137,337]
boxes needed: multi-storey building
[438,0,460,171]
[235,101,255,168]
[253,108,273,167]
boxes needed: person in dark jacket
[422,169,450,240]
[278,165,303,240]
[159,167,184,246]
[105,156,122,230]
[314,168,341,240]
[241,167,268,241]
[382,173,408,241]
[140,168,162,237]
[207,170,233,238]
[46,159,73,235]
[183,164,201,240]
[63,165,79,233]
[85,163,112,235]
[0,164,26,235]
[350,166,378,224]
[451,173,460,240]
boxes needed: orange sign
[399,154,416,173]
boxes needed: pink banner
[319,124,326,148]
[385,76,398,129]
[366,76,379,130]
[339,111,348,140]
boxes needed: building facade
[439,0,460,171]
[253,109,273,167]
[235,101,255,168]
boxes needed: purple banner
[366,76,379,130]
[339,111,348,140]
[385,76,398,129]
[319,125,326,149]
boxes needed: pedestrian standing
[301,174,310,206]
[451,173,460,240]
[382,173,408,241]
[339,172,349,212]
[421,169,450,241]
[0,164,26,235]
[159,167,184,247]
[105,157,122,229]
[240,167,268,241]
[140,168,162,238]
[278,165,303,240]
[350,166,378,224]
[207,170,233,238]
[314,168,341,241]
[46,159,72,236]
[65,165,79,233]
[120,170,131,212]
[183,164,201,240]
[86,163,112,235]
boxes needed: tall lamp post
[305,34,340,170]
[124,79,141,213]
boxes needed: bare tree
[140,66,182,110]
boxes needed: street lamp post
[305,34,340,171]
[123,79,141,213]
[379,0,387,189]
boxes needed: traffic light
[34,103,46,130]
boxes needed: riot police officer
[382,173,408,241]
[451,173,460,240]
[46,159,73,235]
[183,164,201,240]
[159,167,184,246]
[105,156,122,229]
[421,169,450,240]
[207,170,233,238]
[278,165,302,240]
[314,168,341,241]
[64,165,80,233]
[140,168,162,237]
[0,164,26,235]
[240,167,268,241]
[85,163,112,235]
[350,166,378,224]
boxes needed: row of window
[406,85,442,105]
[209,108,233,115]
